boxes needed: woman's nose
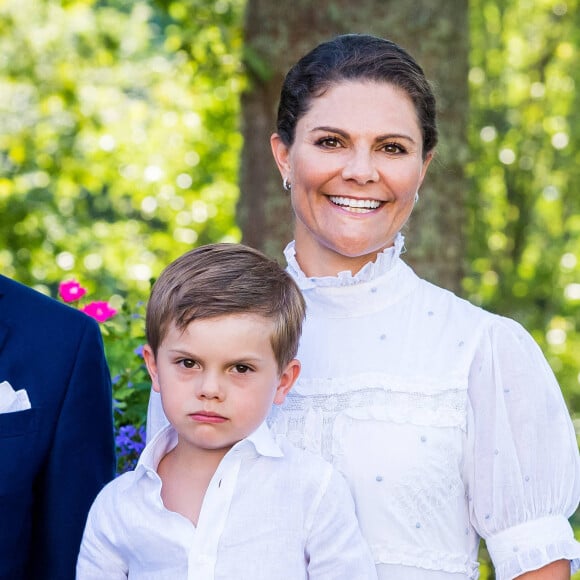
[341,149,379,184]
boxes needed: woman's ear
[419,150,434,186]
[273,359,301,405]
[270,133,291,179]
[143,344,161,393]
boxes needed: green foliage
[0,0,246,469]
[467,0,580,412]
[0,0,244,301]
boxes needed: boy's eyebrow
[166,348,266,363]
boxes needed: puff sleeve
[466,316,580,579]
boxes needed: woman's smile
[328,196,383,213]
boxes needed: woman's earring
[414,192,419,204]
[283,177,291,191]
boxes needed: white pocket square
[0,381,31,413]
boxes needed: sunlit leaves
[0,0,244,295]
[467,0,580,406]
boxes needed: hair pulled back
[276,33,438,158]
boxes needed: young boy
[77,243,377,580]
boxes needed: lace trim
[284,233,405,289]
[372,546,480,579]
[269,386,467,460]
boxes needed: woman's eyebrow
[311,126,417,145]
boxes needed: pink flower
[81,301,117,323]
[59,280,87,303]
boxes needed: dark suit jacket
[0,275,115,580]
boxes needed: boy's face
[143,313,300,458]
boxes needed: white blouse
[267,235,580,580]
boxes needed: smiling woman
[147,34,580,580]
[265,34,579,580]
[271,81,432,277]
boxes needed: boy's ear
[142,344,161,393]
[273,359,301,405]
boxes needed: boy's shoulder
[92,468,143,507]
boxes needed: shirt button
[375,475,383,482]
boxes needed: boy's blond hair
[146,243,306,371]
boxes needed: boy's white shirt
[77,421,377,580]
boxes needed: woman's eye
[316,136,342,148]
[382,142,405,154]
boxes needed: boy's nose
[196,373,224,400]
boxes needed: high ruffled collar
[284,233,406,290]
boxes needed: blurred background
[1,1,578,573]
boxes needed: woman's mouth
[329,196,382,213]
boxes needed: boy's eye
[233,364,251,374]
[179,358,197,369]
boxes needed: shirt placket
[187,449,243,580]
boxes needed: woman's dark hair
[276,33,438,158]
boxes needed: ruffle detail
[485,516,580,580]
[491,541,580,580]
[268,384,467,461]
[372,545,480,579]
[284,233,405,289]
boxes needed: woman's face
[271,80,433,277]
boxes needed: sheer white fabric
[269,236,580,580]
[146,234,580,579]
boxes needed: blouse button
[458,340,465,347]
[380,334,386,340]
[370,287,378,293]
[420,435,427,443]
[524,475,530,482]
[494,449,499,455]
[375,475,383,482]
[427,311,434,317]
[415,522,421,529]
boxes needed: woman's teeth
[329,196,381,213]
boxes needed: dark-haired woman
[149,34,580,579]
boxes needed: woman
[267,34,580,579]
[148,34,580,579]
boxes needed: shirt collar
[135,420,283,478]
[238,420,284,458]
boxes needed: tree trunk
[238,0,469,293]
